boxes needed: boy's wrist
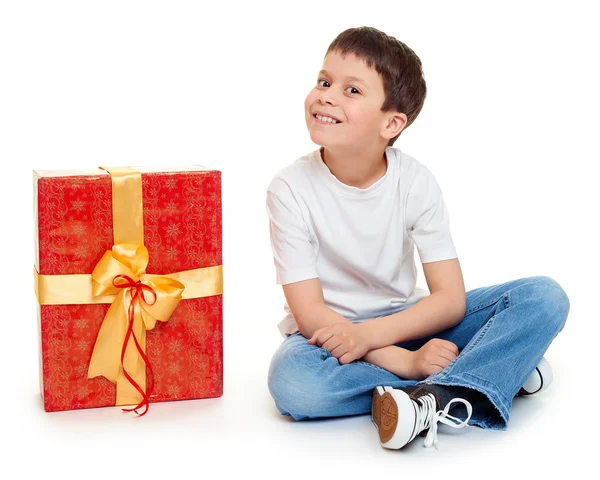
[355,320,377,350]
[361,345,417,380]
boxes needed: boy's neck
[320,145,388,190]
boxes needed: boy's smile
[312,113,342,125]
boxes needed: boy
[265,26,570,450]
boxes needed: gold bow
[87,243,185,413]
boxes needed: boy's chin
[308,132,341,150]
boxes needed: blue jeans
[267,276,570,430]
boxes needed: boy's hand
[408,338,459,380]
[307,322,371,365]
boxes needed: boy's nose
[318,91,337,106]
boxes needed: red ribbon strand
[112,274,157,416]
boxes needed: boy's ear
[381,112,408,140]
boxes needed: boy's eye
[317,79,360,95]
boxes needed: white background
[2,0,597,477]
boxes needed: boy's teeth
[316,114,339,123]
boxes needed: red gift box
[34,166,223,413]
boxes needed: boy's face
[304,50,398,152]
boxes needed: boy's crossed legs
[267,276,570,448]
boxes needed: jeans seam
[462,315,498,356]
[465,294,505,316]
[354,360,392,374]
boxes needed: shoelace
[412,393,473,450]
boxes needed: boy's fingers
[440,346,457,359]
[310,330,329,345]
[316,332,332,347]
[308,328,322,344]
[437,351,455,363]
[328,341,344,356]
[440,342,459,357]
[338,352,354,365]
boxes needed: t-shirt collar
[314,147,393,198]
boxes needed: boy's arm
[284,278,419,379]
[362,291,464,350]
[381,162,465,351]
[361,345,417,379]
[362,258,467,350]
[283,278,349,339]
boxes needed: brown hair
[326,26,427,146]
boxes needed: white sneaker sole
[371,386,419,449]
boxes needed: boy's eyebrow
[318,70,368,87]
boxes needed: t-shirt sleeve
[266,182,319,285]
[405,164,458,263]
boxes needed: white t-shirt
[266,146,458,339]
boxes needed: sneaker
[517,356,553,396]
[371,386,473,450]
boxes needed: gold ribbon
[34,166,223,413]
[35,265,223,305]
[100,166,144,245]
